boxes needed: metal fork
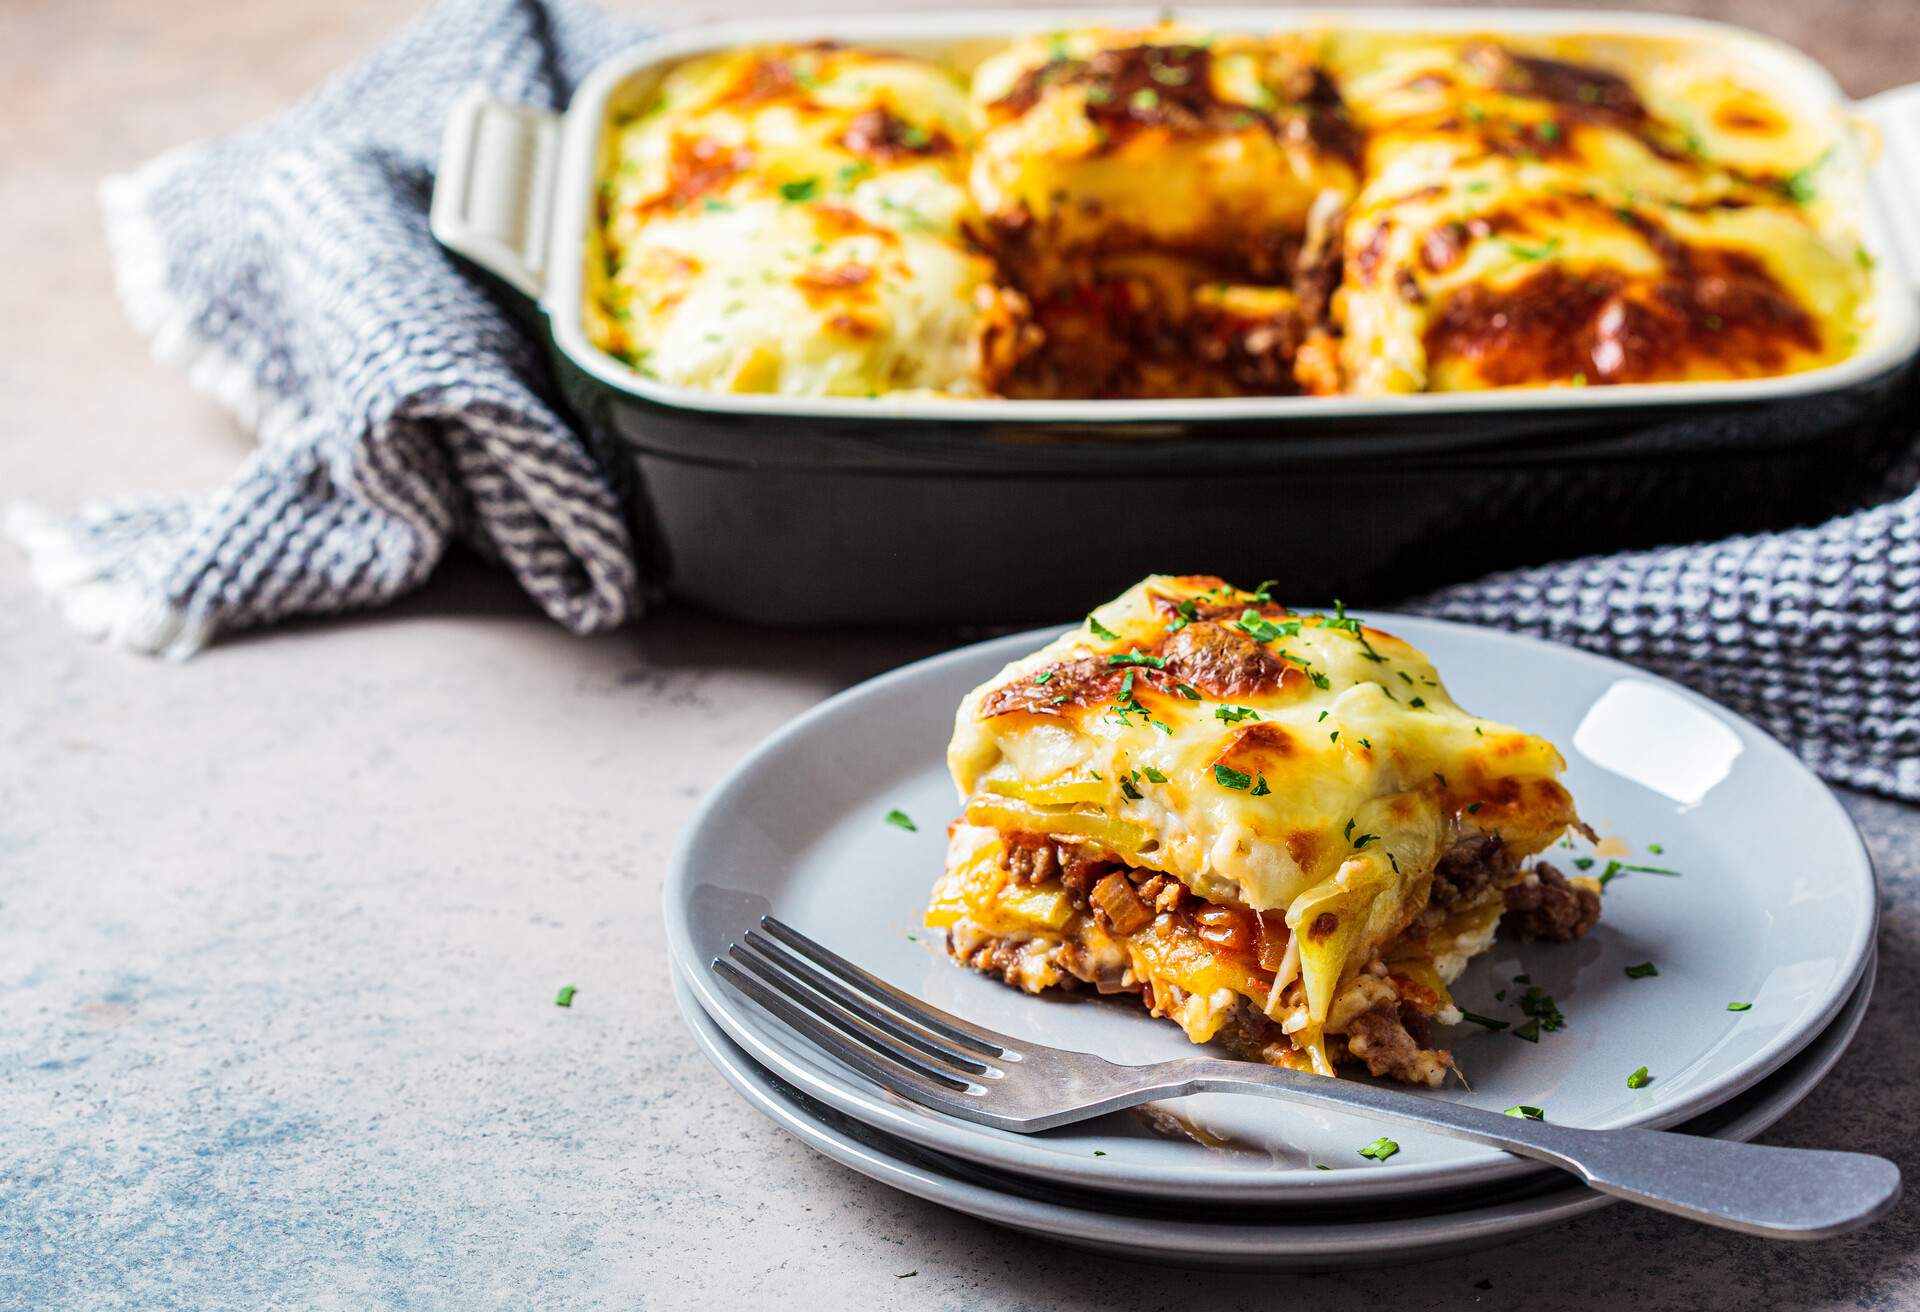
[714,916,1900,1239]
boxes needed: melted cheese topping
[1325,34,1867,392]
[588,43,1004,396]
[588,30,1873,399]
[946,574,1577,1050]
[968,24,1360,263]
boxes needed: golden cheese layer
[589,30,1874,399]
[1325,34,1868,392]
[968,24,1361,269]
[588,43,1011,396]
[943,575,1578,1061]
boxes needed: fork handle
[1154,1058,1900,1239]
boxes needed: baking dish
[430,8,1920,625]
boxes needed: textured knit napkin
[7,0,647,659]
[12,0,1920,805]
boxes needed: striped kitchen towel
[7,0,647,658]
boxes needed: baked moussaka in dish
[587,23,1874,400]
[927,576,1601,1084]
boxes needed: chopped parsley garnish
[1215,705,1261,723]
[1318,710,1330,722]
[1502,236,1564,262]
[1251,774,1272,797]
[1120,777,1143,801]
[1466,802,1485,814]
[1494,989,1507,1002]
[1537,120,1562,144]
[1409,697,1427,709]
[778,177,819,202]
[1033,671,1055,684]
[1343,818,1355,841]
[1307,670,1332,691]
[1572,857,1595,871]
[1107,669,1175,734]
[1626,1065,1652,1089]
[1234,609,1301,643]
[1503,1105,1545,1120]
[1174,683,1202,700]
[1130,87,1161,112]
[1092,1149,1107,1157]
[1086,613,1120,641]
[1357,1137,1400,1162]
[1352,833,1380,849]
[896,1271,918,1279]
[1142,766,1168,783]
[1107,650,1168,669]
[1313,1164,1331,1171]
[1213,764,1254,791]
[1727,1002,1752,1012]
[1355,737,1371,749]
[1598,861,1683,887]
[1511,1019,1541,1042]
[1165,598,1199,633]
[884,809,918,832]
[554,985,578,1008]
[1329,730,1340,743]
[1512,975,1530,985]
[1250,578,1279,601]
[1459,1010,1509,1031]
[1647,843,1664,854]
[1518,987,1565,1032]
[1624,961,1659,979]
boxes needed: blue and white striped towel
[11,0,1920,803]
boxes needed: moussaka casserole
[587,23,1874,401]
[926,576,1602,1083]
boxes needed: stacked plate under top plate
[664,617,1880,1268]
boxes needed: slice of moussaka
[927,575,1600,1085]
[965,24,1363,397]
[587,42,1028,396]
[1325,34,1871,393]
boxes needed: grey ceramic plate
[664,616,1877,1204]
[672,948,1876,1269]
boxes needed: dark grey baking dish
[430,10,1920,625]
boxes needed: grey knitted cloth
[11,0,1920,804]
[6,0,646,659]
[1412,454,1920,802]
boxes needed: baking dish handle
[1862,82,1920,305]
[430,88,561,308]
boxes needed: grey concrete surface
[5,2,1917,1307]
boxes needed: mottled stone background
[4,2,1917,1308]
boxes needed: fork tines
[714,916,1010,1107]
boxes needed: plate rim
[669,946,1878,1268]
[664,612,1878,1203]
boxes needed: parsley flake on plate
[1358,1137,1400,1161]
[1086,613,1121,641]
[1727,1002,1752,1012]
[1503,1105,1545,1120]
[1627,1065,1652,1089]
[555,985,577,1008]
[1624,961,1658,979]
[884,809,917,832]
